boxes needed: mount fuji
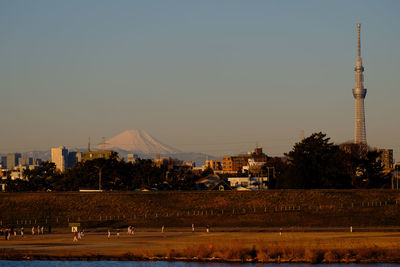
[94,130,217,165]
[97,130,179,154]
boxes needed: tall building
[6,153,21,170]
[67,152,78,168]
[18,157,34,167]
[0,156,7,169]
[352,24,367,144]
[51,146,69,172]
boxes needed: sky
[0,0,399,160]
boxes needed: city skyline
[1,1,399,160]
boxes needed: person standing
[161,225,165,233]
[32,226,35,236]
[73,231,78,242]
[192,224,195,233]
[21,227,24,238]
[107,229,111,238]
[117,229,120,238]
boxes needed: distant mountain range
[1,130,218,166]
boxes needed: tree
[352,150,391,188]
[22,161,61,191]
[277,132,352,189]
[262,157,288,189]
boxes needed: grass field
[1,190,400,228]
[1,228,400,263]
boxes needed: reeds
[129,241,400,263]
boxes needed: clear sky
[1,0,399,160]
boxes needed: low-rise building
[153,155,183,169]
[76,150,114,162]
[375,148,393,169]
[127,153,139,164]
[222,147,267,173]
[204,160,222,171]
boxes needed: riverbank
[1,229,400,263]
[1,190,400,228]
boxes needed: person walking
[107,229,111,238]
[32,226,35,235]
[192,224,195,233]
[73,231,78,242]
[117,229,120,238]
[161,225,165,233]
[21,227,24,238]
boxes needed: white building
[51,146,68,172]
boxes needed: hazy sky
[1,0,399,159]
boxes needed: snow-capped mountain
[96,130,179,154]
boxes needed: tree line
[3,132,391,191]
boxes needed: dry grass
[2,230,400,263]
[1,190,400,228]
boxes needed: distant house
[195,174,232,191]
[227,177,268,190]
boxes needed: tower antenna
[357,23,361,58]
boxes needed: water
[0,262,399,267]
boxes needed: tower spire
[357,23,361,58]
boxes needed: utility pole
[98,167,102,191]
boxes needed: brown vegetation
[1,190,400,228]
